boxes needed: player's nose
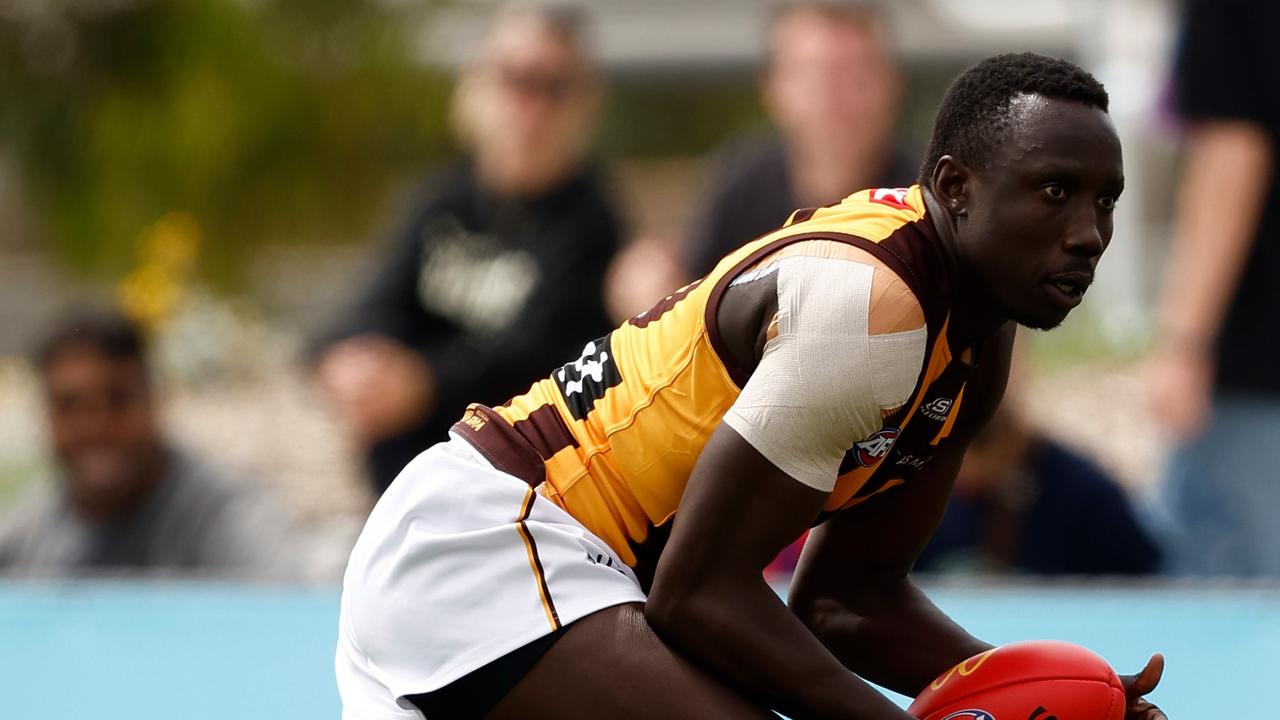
[1062,208,1106,258]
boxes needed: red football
[908,640,1125,720]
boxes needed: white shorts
[336,435,647,719]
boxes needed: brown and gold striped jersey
[454,185,980,585]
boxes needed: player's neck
[922,187,1008,351]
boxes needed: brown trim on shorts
[516,488,561,630]
[452,405,547,487]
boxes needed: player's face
[957,96,1124,330]
[44,349,160,503]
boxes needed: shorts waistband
[450,405,548,488]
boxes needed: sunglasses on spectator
[492,65,581,102]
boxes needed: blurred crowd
[1,0,1277,583]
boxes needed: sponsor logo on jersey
[460,407,488,431]
[554,334,623,421]
[893,453,931,470]
[1027,707,1059,720]
[941,711,995,720]
[921,397,954,422]
[869,187,914,211]
[853,427,900,467]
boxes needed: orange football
[908,640,1125,720]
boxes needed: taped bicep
[723,254,926,492]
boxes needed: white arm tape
[723,255,926,492]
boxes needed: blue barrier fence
[0,580,1271,718]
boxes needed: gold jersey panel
[454,185,970,572]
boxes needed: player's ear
[930,155,970,219]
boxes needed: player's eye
[1097,196,1118,212]
[1042,183,1066,200]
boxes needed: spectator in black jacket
[916,403,1161,576]
[682,2,916,278]
[316,6,621,493]
[1146,0,1280,577]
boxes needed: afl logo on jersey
[941,711,995,720]
[853,427,900,467]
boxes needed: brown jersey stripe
[788,207,819,224]
[629,279,703,329]
[512,404,579,459]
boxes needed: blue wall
[0,581,1271,718]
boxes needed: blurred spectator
[1148,0,1280,576]
[689,2,917,580]
[603,234,689,324]
[916,404,1161,576]
[0,310,295,577]
[315,5,621,494]
[681,1,915,278]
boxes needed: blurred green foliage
[0,0,453,288]
[600,60,965,170]
[0,0,970,292]
[602,70,765,157]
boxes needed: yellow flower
[117,211,202,330]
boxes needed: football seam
[917,676,1120,712]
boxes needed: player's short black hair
[36,308,148,373]
[920,52,1109,183]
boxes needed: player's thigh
[487,602,774,720]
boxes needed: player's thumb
[1128,653,1165,698]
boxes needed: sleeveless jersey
[453,185,979,588]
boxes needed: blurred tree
[0,0,452,288]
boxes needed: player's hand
[316,335,436,444]
[1119,653,1167,720]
